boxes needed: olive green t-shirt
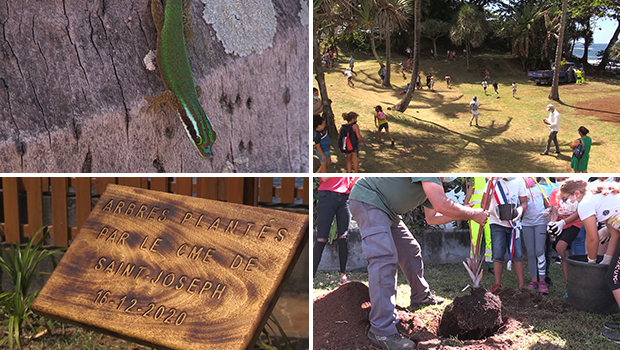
[349,177,441,221]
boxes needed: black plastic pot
[566,254,619,314]
[497,204,515,221]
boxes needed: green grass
[314,260,620,349]
[314,52,620,172]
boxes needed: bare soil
[313,282,571,350]
[570,93,620,128]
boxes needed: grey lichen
[201,0,277,57]
[299,0,308,27]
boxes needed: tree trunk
[393,0,420,112]
[370,29,384,67]
[313,31,337,141]
[549,0,567,101]
[582,20,593,66]
[0,0,307,172]
[597,18,620,72]
[432,38,438,60]
[383,23,392,87]
[465,42,470,70]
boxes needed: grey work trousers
[349,200,430,336]
[544,131,560,153]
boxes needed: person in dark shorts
[374,105,394,146]
[313,115,331,173]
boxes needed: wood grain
[31,184,309,350]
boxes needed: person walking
[570,126,592,173]
[349,177,488,350]
[492,81,499,98]
[344,68,354,87]
[313,177,357,284]
[482,80,488,95]
[374,105,394,146]
[340,112,365,173]
[469,96,480,127]
[541,104,560,155]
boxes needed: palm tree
[549,0,567,101]
[375,0,411,87]
[542,6,560,61]
[450,4,487,70]
[504,1,548,59]
[392,0,420,111]
[356,0,384,67]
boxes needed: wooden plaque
[32,184,308,350]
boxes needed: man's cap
[546,104,554,110]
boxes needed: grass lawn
[314,52,620,173]
[314,260,620,349]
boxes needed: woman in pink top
[314,177,357,284]
[548,180,583,297]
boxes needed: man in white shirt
[541,104,560,155]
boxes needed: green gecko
[146,0,216,158]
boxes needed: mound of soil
[313,282,373,350]
[314,283,570,350]
[438,288,502,340]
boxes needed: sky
[592,17,617,43]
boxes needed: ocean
[571,42,608,64]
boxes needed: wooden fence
[0,177,308,247]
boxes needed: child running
[340,112,366,173]
[344,68,354,87]
[313,115,331,173]
[374,105,394,146]
[482,80,488,95]
[512,82,517,98]
[493,81,499,98]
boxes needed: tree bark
[597,18,620,72]
[465,42,470,70]
[383,22,392,87]
[313,31,337,141]
[0,0,308,172]
[392,0,420,112]
[549,0,567,101]
[370,30,383,68]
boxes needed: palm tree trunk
[393,0,420,111]
[383,22,392,87]
[549,0,567,101]
[313,32,337,140]
[597,18,620,72]
[369,29,383,67]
